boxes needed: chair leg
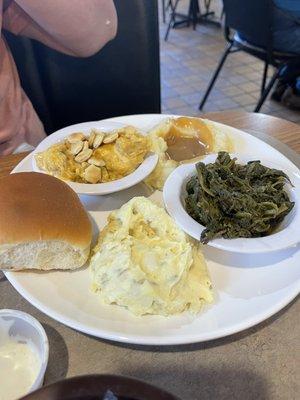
[187,0,193,28]
[168,0,174,11]
[199,43,233,110]
[254,68,281,112]
[204,0,211,14]
[261,61,269,95]
[162,0,166,23]
[191,0,198,30]
[164,0,180,41]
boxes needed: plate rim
[6,114,300,345]
[4,270,300,345]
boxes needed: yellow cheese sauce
[0,338,40,400]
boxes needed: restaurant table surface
[0,111,299,400]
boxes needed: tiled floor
[159,0,300,123]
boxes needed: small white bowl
[163,153,300,254]
[0,309,49,398]
[31,120,158,196]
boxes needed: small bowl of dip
[0,309,49,400]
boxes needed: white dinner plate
[5,114,300,345]
[163,153,300,254]
[31,120,158,195]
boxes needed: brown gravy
[165,134,206,161]
[164,117,214,162]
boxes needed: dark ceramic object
[19,375,180,400]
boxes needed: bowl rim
[163,153,300,254]
[19,373,180,400]
[0,309,49,393]
[30,121,158,196]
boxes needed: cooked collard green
[185,152,294,243]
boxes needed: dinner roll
[0,172,92,271]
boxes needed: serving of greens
[185,152,295,244]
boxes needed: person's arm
[3,0,118,57]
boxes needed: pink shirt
[0,0,117,155]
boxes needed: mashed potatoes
[90,197,213,316]
[144,117,233,190]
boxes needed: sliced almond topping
[75,148,93,163]
[69,141,83,155]
[67,132,85,143]
[82,140,89,151]
[84,164,102,183]
[88,130,96,147]
[88,157,106,167]
[93,133,105,149]
[103,132,119,144]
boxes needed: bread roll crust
[0,172,92,270]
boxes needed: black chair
[4,0,161,134]
[165,0,218,41]
[199,0,300,112]
[162,0,175,23]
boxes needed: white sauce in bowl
[0,337,40,400]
